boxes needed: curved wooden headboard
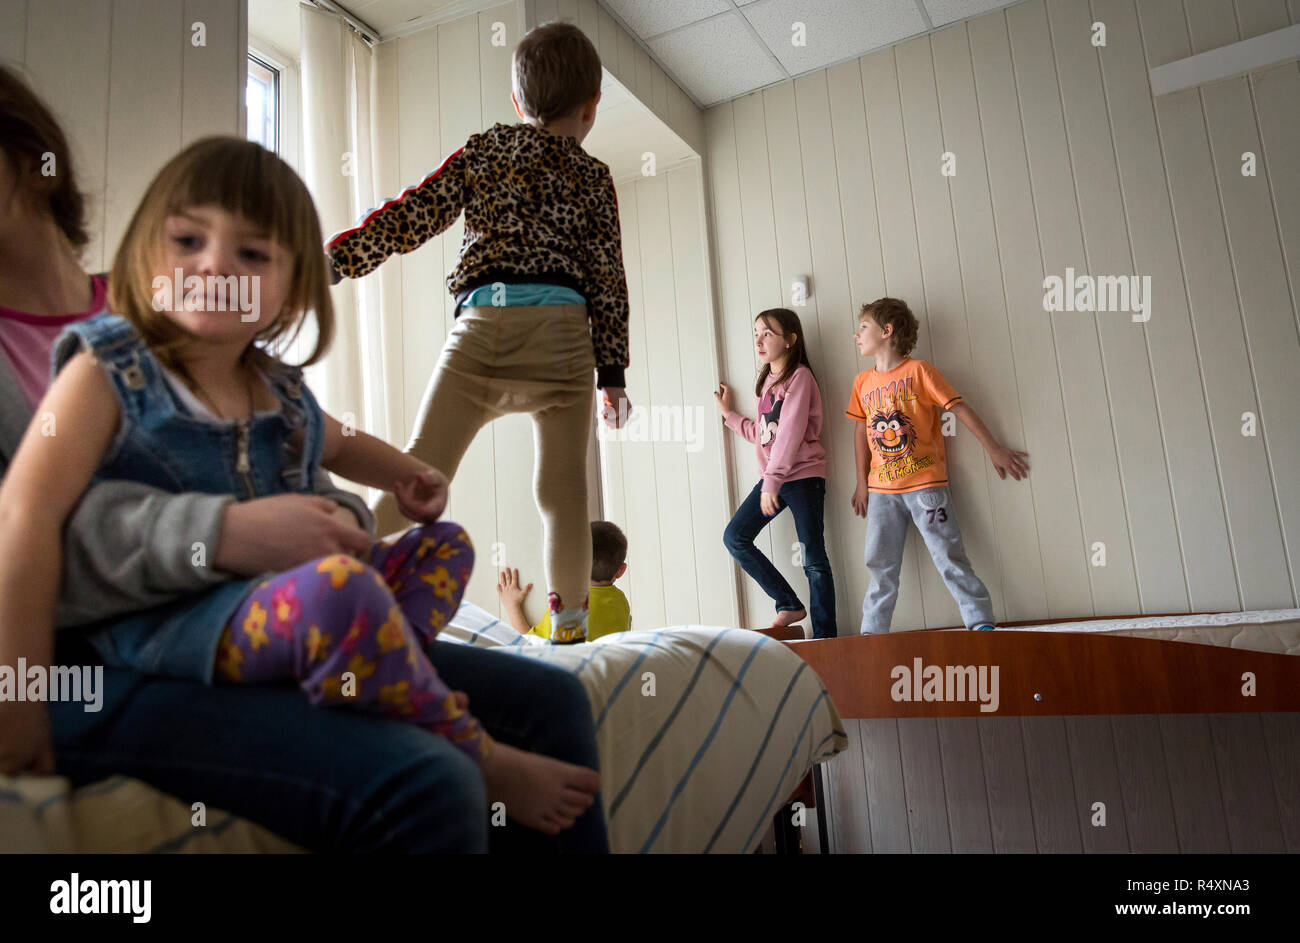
[783,630,1300,719]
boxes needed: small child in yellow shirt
[497,521,631,642]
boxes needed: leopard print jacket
[326,122,630,388]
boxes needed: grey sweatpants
[861,485,994,634]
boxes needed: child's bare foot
[768,608,806,629]
[480,741,601,835]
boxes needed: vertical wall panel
[1140,0,1292,610]
[1008,0,1139,617]
[183,0,246,142]
[968,11,1094,619]
[0,0,27,64]
[1159,713,1231,852]
[667,163,737,626]
[1096,0,1239,612]
[105,0,184,269]
[1188,0,1300,608]
[931,24,1046,623]
[1047,0,1187,612]
[24,0,113,272]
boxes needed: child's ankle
[548,592,589,644]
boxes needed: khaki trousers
[372,304,594,612]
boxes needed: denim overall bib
[52,313,326,683]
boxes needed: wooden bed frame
[763,619,1300,853]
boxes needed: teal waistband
[462,283,587,308]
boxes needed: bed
[785,609,1300,854]
[0,602,846,853]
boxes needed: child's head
[754,307,815,396]
[109,136,334,368]
[0,64,88,249]
[511,23,602,136]
[856,297,918,360]
[591,521,628,584]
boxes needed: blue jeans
[50,633,607,853]
[723,477,838,639]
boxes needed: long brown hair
[0,64,89,249]
[108,136,335,369]
[754,307,816,397]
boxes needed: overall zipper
[235,420,255,499]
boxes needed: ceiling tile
[741,0,927,75]
[923,0,1020,28]
[599,0,732,39]
[647,13,787,106]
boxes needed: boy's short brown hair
[0,64,89,250]
[512,22,602,124]
[591,521,627,583]
[860,297,919,357]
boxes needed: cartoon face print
[868,407,914,461]
[758,391,784,446]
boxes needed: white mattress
[952,608,1300,656]
[442,603,848,853]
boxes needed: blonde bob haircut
[108,136,334,369]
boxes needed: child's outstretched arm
[495,568,534,635]
[949,401,1029,480]
[324,148,469,282]
[318,413,449,522]
[0,352,120,774]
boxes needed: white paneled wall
[601,163,740,630]
[0,0,247,274]
[705,0,1300,633]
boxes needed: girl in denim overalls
[0,138,600,834]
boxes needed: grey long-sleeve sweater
[0,347,374,627]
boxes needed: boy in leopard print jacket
[326,22,630,645]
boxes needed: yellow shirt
[530,584,632,641]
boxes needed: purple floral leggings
[214,521,489,763]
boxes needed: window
[246,54,279,152]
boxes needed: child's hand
[600,387,631,429]
[0,701,55,776]
[851,483,870,518]
[496,568,532,608]
[714,382,735,417]
[760,490,781,517]
[393,468,449,523]
[989,445,1030,481]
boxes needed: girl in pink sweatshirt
[714,308,837,639]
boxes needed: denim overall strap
[50,313,170,460]
[263,361,325,487]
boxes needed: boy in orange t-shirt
[846,298,1029,633]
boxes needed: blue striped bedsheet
[442,601,848,853]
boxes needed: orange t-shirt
[845,358,963,494]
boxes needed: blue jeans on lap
[50,633,607,853]
[723,477,838,639]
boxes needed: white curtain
[298,4,398,473]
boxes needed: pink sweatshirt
[724,364,827,494]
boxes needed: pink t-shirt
[0,276,108,409]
